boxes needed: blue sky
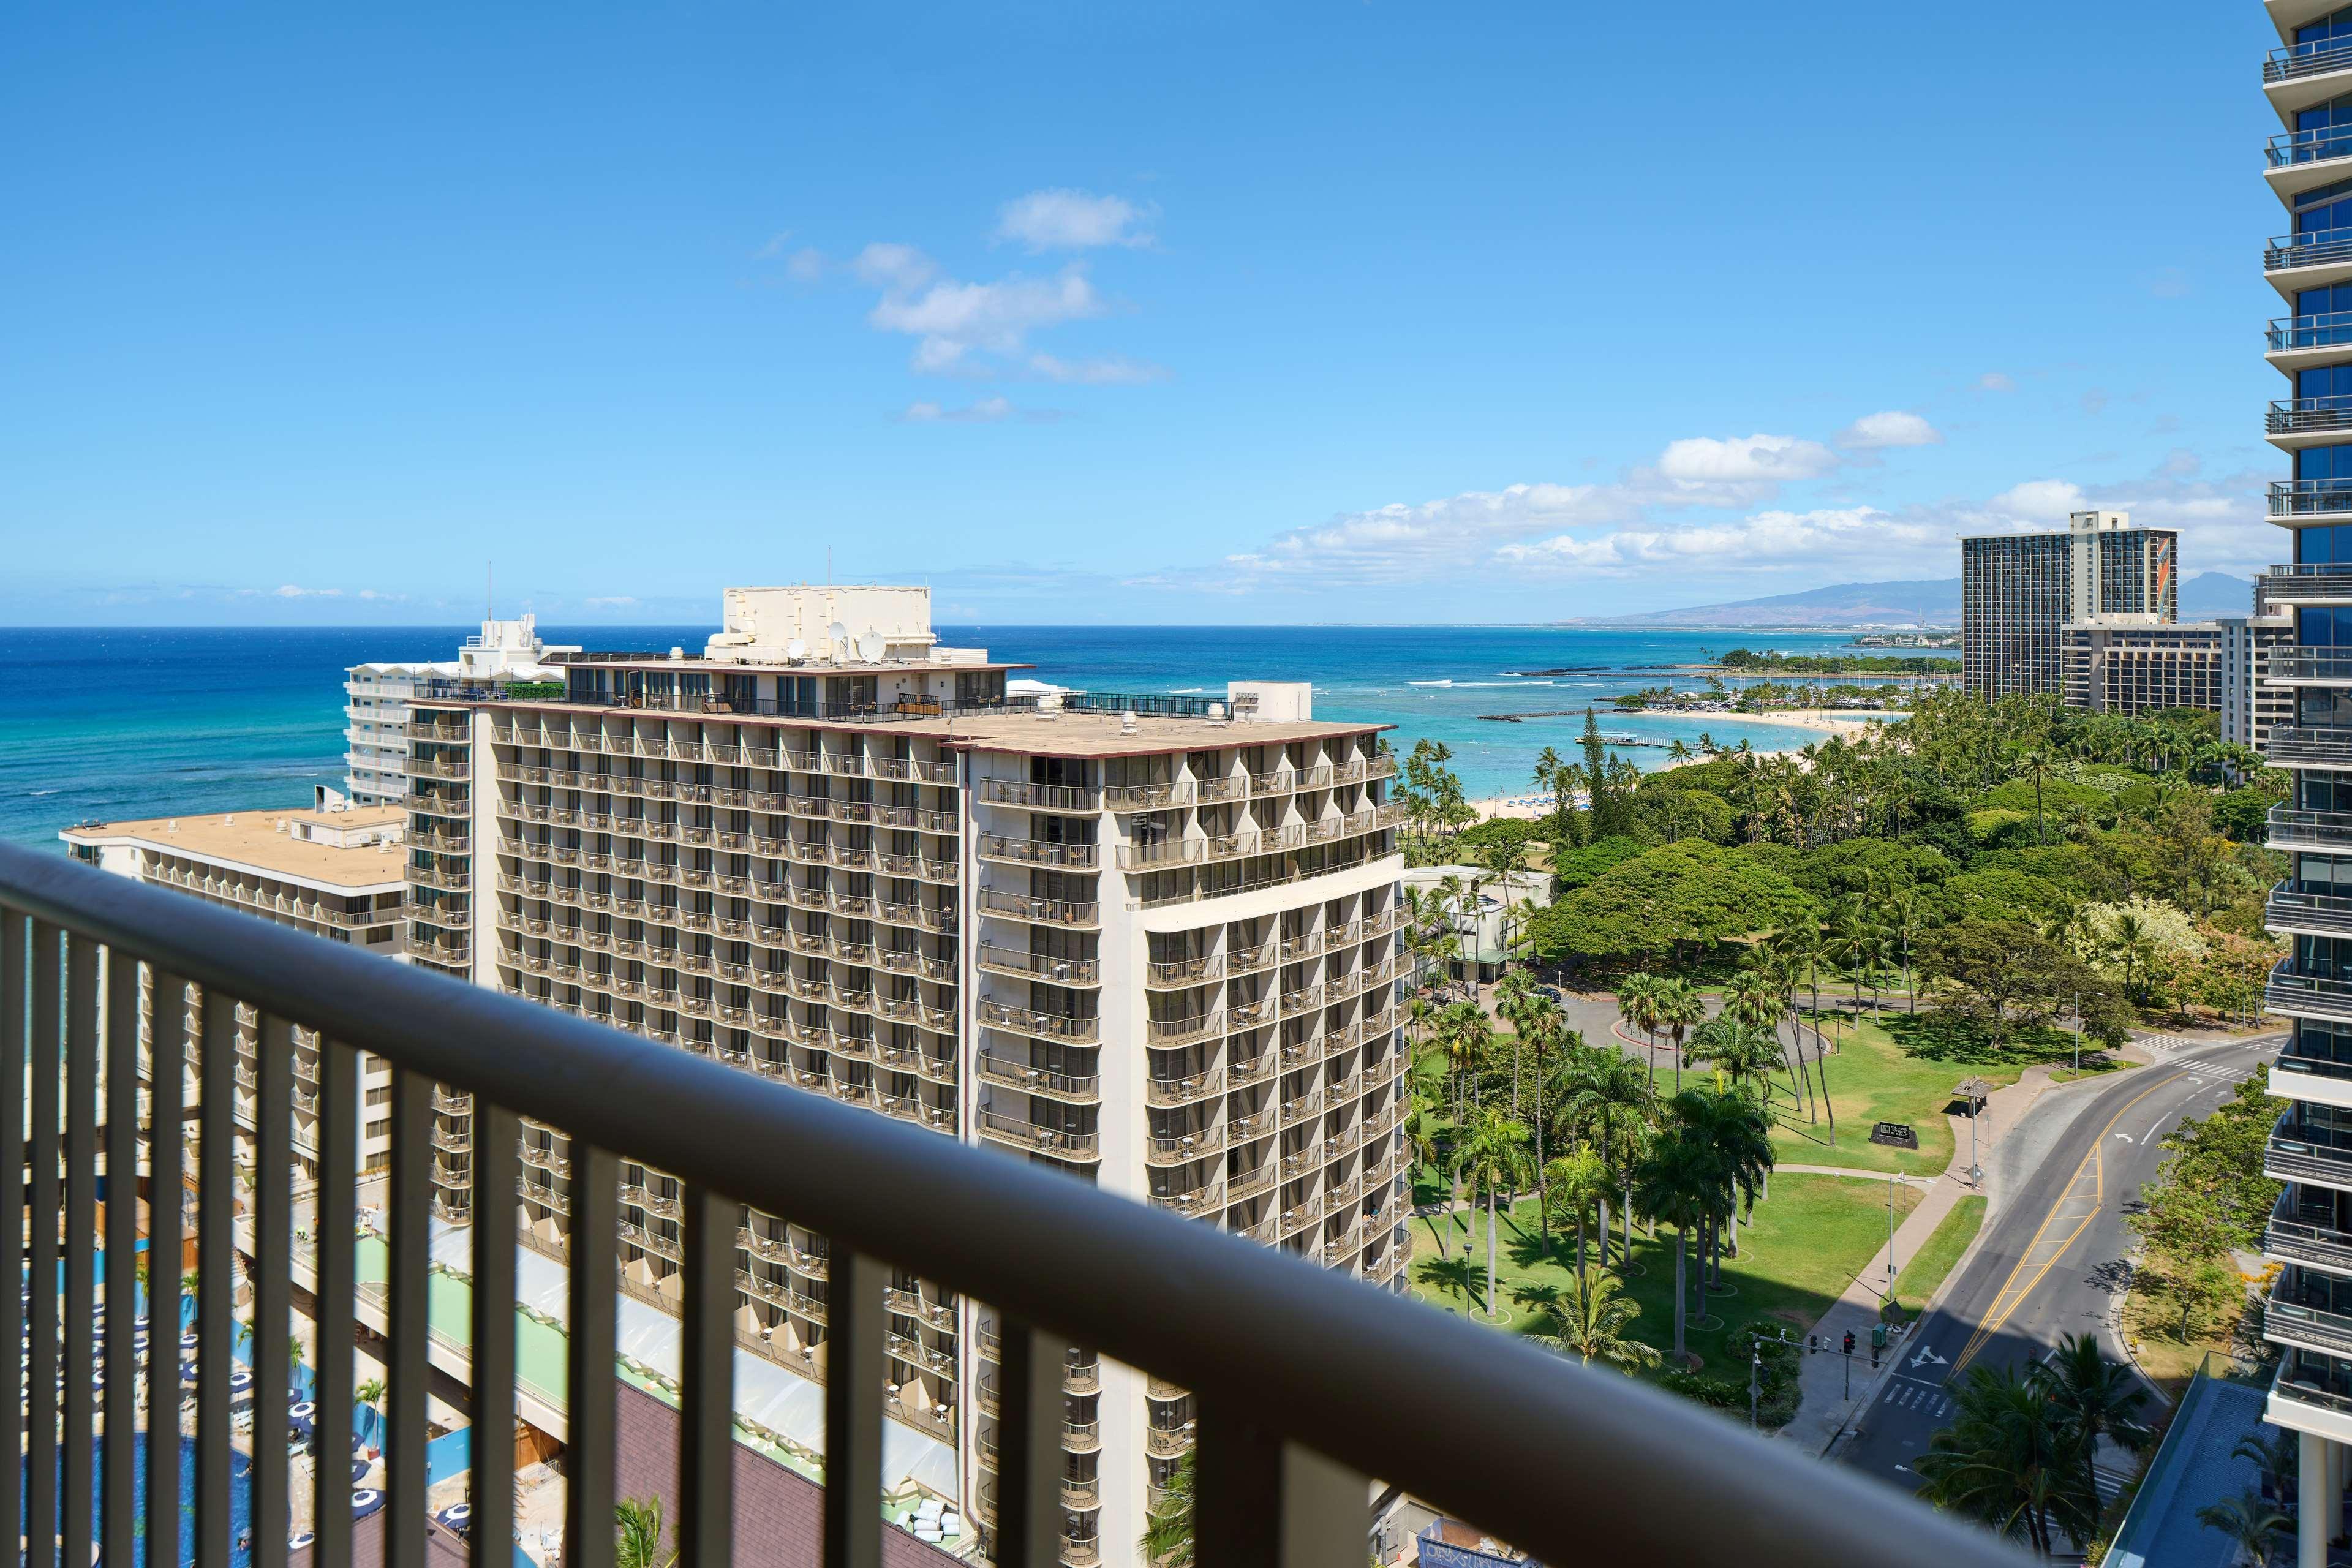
[0,1,2289,624]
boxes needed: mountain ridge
[1574,571,2255,628]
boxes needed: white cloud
[785,247,825,283]
[900,396,1023,424]
[1837,410,1943,451]
[994,189,1155,251]
[1978,372,2016,393]
[851,243,938,292]
[1499,507,1948,578]
[1988,479,2087,520]
[270,584,342,599]
[584,595,639,608]
[1654,434,1839,485]
[753,231,793,259]
[868,266,1104,375]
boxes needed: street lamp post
[1885,1170,1899,1306]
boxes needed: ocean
[0,624,1893,850]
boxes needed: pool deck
[2106,1368,2269,1568]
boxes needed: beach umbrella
[435,1502,473,1536]
[289,1533,315,1551]
[350,1489,385,1520]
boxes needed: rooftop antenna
[487,562,493,620]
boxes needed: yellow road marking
[1947,1071,2187,1376]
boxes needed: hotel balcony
[2277,1033,2352,1109]
[979,778,1102,813]
[976,944,1101,987]
[2269,1111,2352,1186]
[2269,1189,2352,1273]
[974,1053,1102,1106]
[2267,225,2352,295]
[2272,394,2352,448]
[2262,563,2352,605]
[2272,478,2352,522]
[2269,963,2352,1023]
[2267,125,2352,202]
[977,834,1099,870]
[0,842,2019,1568]
[2271,884,2352,938]
[2266,727,2352,768]
[2269,39,2352,119]
[975,888,1101,930]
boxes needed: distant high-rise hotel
[1960,510,2179,699]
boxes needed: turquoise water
[0,625,1887,849]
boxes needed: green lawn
[1409,1173,1921,1390]
[1891,1195,1986,1311]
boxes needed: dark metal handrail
[2269,126,2352,168]
[2271,395,2352,432]
[2269,40,2352,83]
[2267,227,2352,271]
[2271,480,2352,517]
[0,843,2022,1568]
[2268,308,2352,350]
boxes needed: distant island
[1566,570,2254,630]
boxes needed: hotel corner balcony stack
[399,584,1412,1565]
[2261,9,2352,1567]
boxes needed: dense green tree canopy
[1531,840,1814,965]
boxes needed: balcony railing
[2270,1112,2352,1185]
[2272,479,2352,519]
[2270,1191,2352,1271]
[0,842,2018,1568]
[2270,963,2352,1023]
[2271,126,2352,172]
[2272,884,2352,937]
[2271,227,2352,274]
[2269,40,2352,85]
[2267,728,2352,767]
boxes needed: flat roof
[552,653,1033,676]
[484,699,1387,759]
[61,807,409,889]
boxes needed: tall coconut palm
[1559,1046,1656,1270]
[1514,998,1573,1246]
[1544,1149,1612,1276]
[1618,973,1664,1086]
[1672,1086,1774,1268]
[1526,1267,1662,1375]
[1684,1017,1783,1112]
[1651,978,1708,1096]
[1914,1366,2095,1557]
[616,1498,675,1568]
[1631,1133,1714,1363]
[1452,1106,1533,1320]
[1722,967,1798,1109]
[1493,968,1539,1115]
[2030,1332,2152,1515]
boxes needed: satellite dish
[856,631,885,663]
[827,622,850,658]
[785,639,807,663]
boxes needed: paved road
[1838,1031,2281,1492]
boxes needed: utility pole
[1885,1170,1900,1305]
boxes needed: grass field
[1891,1195,1986,1311]
[1409,1173,1921,1385]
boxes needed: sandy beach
[1468,707,1902,820]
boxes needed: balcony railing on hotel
[2269,884,2352,937]
[0,842,2019,1568]
[2265,728,2352,767]
[2268,1111,2352,1185]
[2271,227,2352,274]
[2270,126,2352,171]
[2271,480,2352,519]
[2268,40,2352,84]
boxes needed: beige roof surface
[501,698,1387,760]
[63,807,409,889]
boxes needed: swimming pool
[21,1435,255,1568]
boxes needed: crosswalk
[2094,1464,2133,1506]
[1879,1377,1955,1423]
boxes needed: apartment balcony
[2269,40,2352,119]
[2260,562,2352,606]
[0,842,2014,1568]
[1147,1011,1222,1048]
[2272,884,2352,938]
[978,834,1099,870]
[2269,1270,2352,1359]
[2269,963,2352,1024]
[1106,780,1195,812]
[976,1054,1102,1105]
[2267,727,2352,769]
[2269,1189,2352,1273]
[2269,1112,2352,1186]
[1146,1126,1225,1167]
[1146,1068,1224,1108]
[2269,124,2352,201]
[980,778,1102,813]
[976,943,1101,986]
[975,1109,1101,1161]
[2272,394,2352,450]
[1117,839,1205,870]
[2269,225,2352,295]
[977,888,1101,930]
[979,999,1099,1044]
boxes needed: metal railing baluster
[822,1251,883,1568]
[253,1017,293,1568]
[1,912,28,1568]
[388,1070,431,1568]
[314,1041,358,1568]
[101,951,139,1568]
[63,936,99,1568]
[990,1321,1064,1568]
[195,992,235,1568]
[28,920,61,1568]
[1197,1406,1366,1568]
[565,1144,618,1568]
[470,1103,519,1568]
[679,1184,735,1568]
[146,976,186,1568]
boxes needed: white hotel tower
[2260,5,2352,1564]
[399,585,1411,1566]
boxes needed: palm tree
[2019,747,2053,845]
[356,1376,386,1409]
[1652,978,1707,1096]
[2030,1333,2152,1515]
[1914,1366,2095,1556]
[1559,1047,1656,1270]
[2232,1430,2298,1509]
[1452,1106,1533,1319]
[1526,1267,1662,1375]
[1672,1086,1773,1269]
[2109,908,2158,1005]
[1544,1150,1612,1277]
[1140,1452,1197,1567]
[1514,999,1573,1246]
[1631,1133,1714,1363]
[616,1498,674,1568]
[1618,974,1664,1087]
[2195,1493,2290,1568]
[1684,1017,1782,1112]
[1493,969,1538,1115]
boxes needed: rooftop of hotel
[61,806,409,888]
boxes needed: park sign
[1869,1121,1919,1150]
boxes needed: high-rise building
[1961,510,2179,698]
[58,802,410,1174]
[345,616,576,806]
[397,584,1410,1565]
[2222,612,2297,748]
[2254,10,2352,1564]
